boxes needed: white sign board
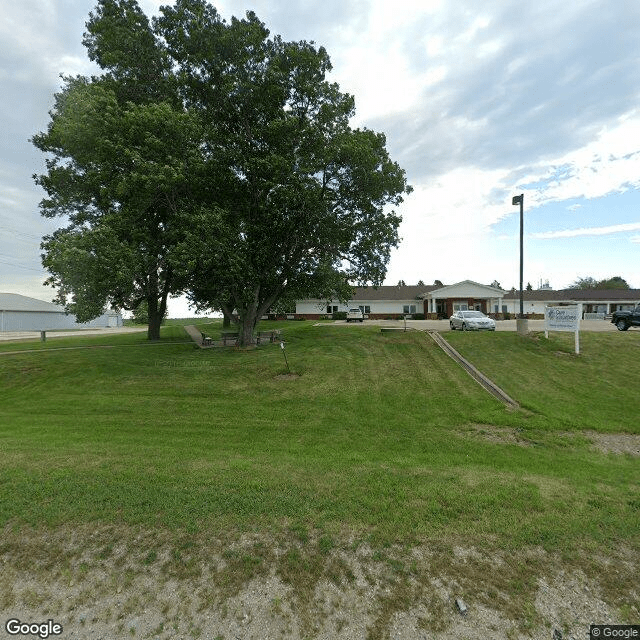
[545,305,580,353]
[545,305,580,332]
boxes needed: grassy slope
[446,329,640,433]
[0,322,637,556]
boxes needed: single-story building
[296,281,507,319]
[0,293,123,332]
[502,288,640,318]
[295,282,640,320]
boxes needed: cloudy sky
[1,0,639,316]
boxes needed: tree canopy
[33,0,411,344]
[567,276,630,290]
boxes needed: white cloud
[532,222,640,239]
[520,111,640,206]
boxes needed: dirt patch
[464,426,640,457]
[1,525,637,640]
[464,424,532,447]
[585,431,640,456]
[274,373,301,380]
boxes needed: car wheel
[616,319,629,331]
[450,322,455,330]
[462,323,467,331]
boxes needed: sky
[1,0,639,317]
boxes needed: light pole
[512,193,527,335]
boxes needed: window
[359,305,371,314]
[327,305,338,313]
[403,304,416,314]
[453,303,468,312]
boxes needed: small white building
[0,293,123,332]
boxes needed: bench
[221,332,239,346]
[256,330,281,345]
[218,329,281,346]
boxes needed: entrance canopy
[424,280,505,318]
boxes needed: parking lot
[325,318,622,332]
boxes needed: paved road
[0,327,147,342]
[0,319,624,343]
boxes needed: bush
[332,311,347,320]
[412,313,425,320]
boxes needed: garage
[0,293,123,331]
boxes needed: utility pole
[512,193,528,335]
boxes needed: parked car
[450,310,496,331]
[611,304,640,331]
[346,308,364,323]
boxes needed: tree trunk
[147,291,165,340]
[147,285,169,341]
[238,302,258,346]
[147,309,163,340]
[219,298,237,329]
[236,286,283,347]
[146,267,170,340]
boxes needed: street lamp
[512,193,527,335]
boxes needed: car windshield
[462,311,485,318]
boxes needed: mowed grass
[446,328,640,433]
[0,322,638,555]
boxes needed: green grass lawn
[1,322,637,555]
[446,329,640,433]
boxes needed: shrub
[332,311,347,320]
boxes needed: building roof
[429,280,505,296]
[0,292,65,313]
[503,288,640,302]
[350,285,438,301]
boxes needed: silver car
[449,310,496,331]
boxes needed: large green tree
[34,79,203,339]
[34,0,410,345]
[157,0,410,345]
[33,0,201,339]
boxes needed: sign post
[280,341,291,374]
[545,305,580,354]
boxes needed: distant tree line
[568,276,630,290]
